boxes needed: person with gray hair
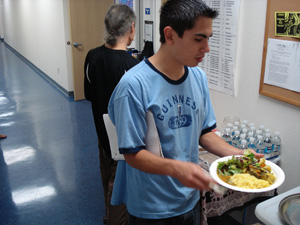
[104,4,136,47]
[84,4,139,225]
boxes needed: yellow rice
[228,173,270,189]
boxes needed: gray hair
[104,4,136,46]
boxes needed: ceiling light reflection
[3,146,36,165]
[12,185,57,205]
[0,122,15,127]
[0,112,14,118]
[0,96,9,105]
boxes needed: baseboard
[3,42,74,98]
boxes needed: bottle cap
[257,135,263,140]
[227,123,233,127]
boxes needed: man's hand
[124,150,214,190]
[174,161,214,190]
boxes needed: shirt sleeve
[108,80,147,154]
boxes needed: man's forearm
[199,131,242,157]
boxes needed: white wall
[210,0,300,193]
[0,0,4,39]
[140,0,161,53]
[1,0,73,93]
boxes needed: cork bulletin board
[259,0,300,106]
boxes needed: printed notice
[275,12,300,38]
[263,39,300,93]
[199,0,241,96]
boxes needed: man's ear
[131,22,135,33]
[164,26,174,44]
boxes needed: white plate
[209,155,285,193]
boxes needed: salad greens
[217,150,264,176]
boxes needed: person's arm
[123,150,213,190]
[199,131,264,158]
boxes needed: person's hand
[174,161,214,190]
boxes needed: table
[255,186,300,225]
[199,151,276,225]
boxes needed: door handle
[73,42,83,48]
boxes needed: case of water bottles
[220,116,281,163]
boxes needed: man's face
[171,17,213,67]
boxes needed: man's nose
[201,40,210,53]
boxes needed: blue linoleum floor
[0,42,105,224]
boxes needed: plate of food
[209,150,285,193]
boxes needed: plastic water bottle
[241,128,248,140]
[239,133,246,142]
[249,126,256,135]
[234,121,240,130]
[249,123,255,129]
[232,126,239,136]
[222,128,232,145]
[263,133,272,159]
[272,132,281,158]
[265,128,271,135]
[247,137,256,151]
[255,135,265,154]
[240,124,246,133]
[232,131,240,147]
[247,131,254,143]
[258,125,265,137]
[254,129,262,140]
[242,120,249,129]
[226,123,233,133]
[239,139,248,150]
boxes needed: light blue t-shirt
[108,59,216,219]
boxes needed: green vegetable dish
[217,150,276,189]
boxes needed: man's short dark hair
[159,0,219,43]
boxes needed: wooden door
[68,0,114,100]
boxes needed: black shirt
[84,45,140,157]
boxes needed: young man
[84,4,139,225]
[108,0,263,224]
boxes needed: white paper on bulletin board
[263,38,300,93]
[199,0,241,96]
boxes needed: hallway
[0,42,106,224]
